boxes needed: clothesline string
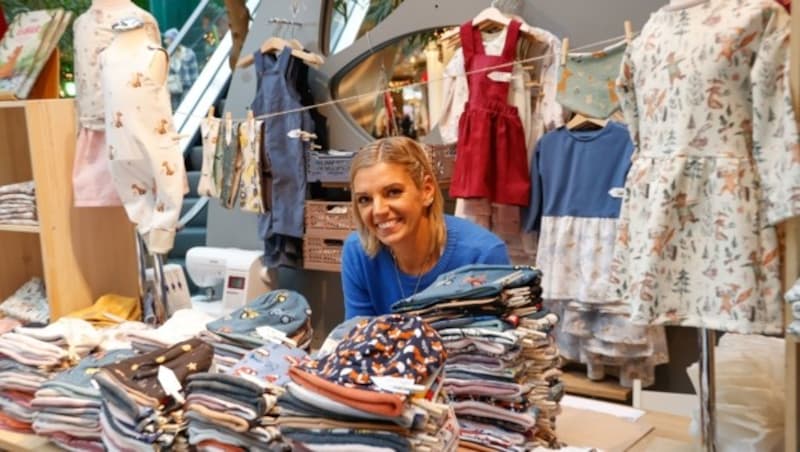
[205,32,633,123]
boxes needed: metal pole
[698,327,717,451]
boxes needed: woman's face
[352,162,434,251]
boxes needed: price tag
[371,376,425,395]
[256,325,297,347]
[157,365,184,404]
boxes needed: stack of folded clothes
[32,349,136,451]
[202,290,313,372]
[128,308,216,353]
[0,318,102,433]
[392,264,564,450]
[184,341,307,451]
[93,338,214,451]
[277,314,460,451]
[0,180,37,227]
[0,276,49,326]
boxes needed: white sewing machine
[185,247,272,315]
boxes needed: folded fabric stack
[0,180,37,226]
[93,338,214,451]
[0,318,102,433]
[392,264,564,450]
[202,290,313,372]
[185,341,307,451]
[32,349,135,451]
[278,314,460,452]
[0,276,49,325]
[128,308,216,353]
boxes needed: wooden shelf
[0,223,40,233]
[562,370,632,402]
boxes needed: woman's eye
[387,188,402,197]
[356,196,370,205]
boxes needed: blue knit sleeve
[341,234,377,320]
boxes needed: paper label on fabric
[256,325,297,347]
[487,71,513,83]
[371,376,425,394]
[608,187,626,198]
[157,365,185,404]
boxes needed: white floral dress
[613,0,800,334]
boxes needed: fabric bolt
[449,20,530,206]
[237,118,266,213]
[101,31,186,254]
[229,341,309,387]
[556,39,627,118]
[198,116,221,197]
[72,128,122,207]
[289,368,406,418]
[612,0,800,334]
[0,276,48,325]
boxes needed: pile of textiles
[0,318,101,433]
[277,314,460,451]
[0,277,48,325]
[32,349,135,451]
[201,289,313,372]
[127,308,216,353]
[93,338,214,451]
[392,264,564,450]
[0,180,37,227]
[185,341,307,451]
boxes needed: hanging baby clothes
[613,0,800,334]
[101,24,186,255]
[449,20,529,206]
[72,4,159,207]
[197,115,220,197]
[237,117,265,213]
[251,48,310,268]
[556,39,626,119]
[440,24,562,263]
[524,122,668,387]
[213,116,236,199]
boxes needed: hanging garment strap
[501,20,522,60]
[254,49,267,75]
[460,21,476,61]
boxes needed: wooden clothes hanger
[567,113,608,130]
[236,37,324,69]
[438,5,542,48]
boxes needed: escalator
[164,0,261,290]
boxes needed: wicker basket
[305,200,355,239]
[303,236,345,272]
[424,143,456,185]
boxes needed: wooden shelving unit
[0,99,139,319]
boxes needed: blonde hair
[349,136,446,258]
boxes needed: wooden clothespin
[624,20,633,44]
[207,106,215,119]
[246,108,254,122]
[560,37,570,66]
[224,111,233,129]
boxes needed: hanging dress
[449,20,530,206]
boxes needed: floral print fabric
[612,0,800,334]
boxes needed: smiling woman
[341,136,511,319]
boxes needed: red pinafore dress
[450,20,530,206]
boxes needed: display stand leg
[698,328,717,451]
[153,252,167,323]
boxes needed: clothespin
[560,37,569,66]
[246,108,254,122]
[207,106,215,119]
[624,20,633,44]
[224,111,233,135]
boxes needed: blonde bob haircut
[349,136,446,258]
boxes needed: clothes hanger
[438,2,542,48]
[236,36,324,68]
[566,112,608,130]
